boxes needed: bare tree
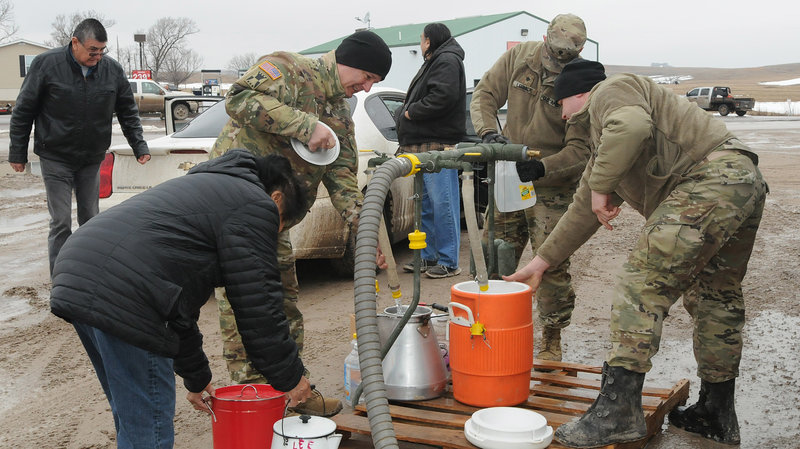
[46,10,116,47]
[144,17,199,82]
[161,49,203,89]
[116,45,139,76]
[226,53,259,72]
[0,0,18,43]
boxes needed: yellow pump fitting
[408,230,427,250]
[391,289,402,299]
[470,322,486,336]
[479,284,489,292]
[397,153,421,176]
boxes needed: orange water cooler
[449,280,533,407]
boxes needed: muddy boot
[555,363,647,448]
[668,379,740,445]
[288,392,343,417]
[535,327,562,372]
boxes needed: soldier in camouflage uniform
[470,14,591,362]
[210,30,392,417]
[506,60,767,448]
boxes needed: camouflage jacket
[211,50,361,228]
[538,74,756,267]
[470,41,589,187]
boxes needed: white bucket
[494,161,536,212]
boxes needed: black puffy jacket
[396,37,466,146]
[9,44,148,166]
[50,150,303,393]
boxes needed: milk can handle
[448,302,474,327]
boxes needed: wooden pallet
[333,360,690,449]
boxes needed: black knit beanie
[335,31,392,80]
[553,59,606,101]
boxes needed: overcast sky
[9,0,798,71]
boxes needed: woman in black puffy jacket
[50,149,312,448]
[396,23,466,279]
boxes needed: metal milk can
[377,305,449,400]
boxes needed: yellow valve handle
[397,153,421,176]
[408,230,427,250]
[470,322,486,336]
[375,280,380,293]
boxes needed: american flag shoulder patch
[258,60,283,80]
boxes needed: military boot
[537,327,562,361]
[288,392,343,417]
[668,378,740,445]
[555,363,647,448]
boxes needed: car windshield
[173,100,229,138]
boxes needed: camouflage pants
[484,185,577,329]
[218,229,307,384]
[609,153,767,383]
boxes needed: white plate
[464,407,553,449]
[290,121,340,166]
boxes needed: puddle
[0,296,32,322]
[0,212,49,235]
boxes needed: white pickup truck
[127,79,197,120]
[685,86,755,116]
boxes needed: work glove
[516,159,545,182]
[481,132,510,144]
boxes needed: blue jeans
[39,158,101,276]
[421,169,461,268]
[73,322,176,449]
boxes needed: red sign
[131,70,152,80]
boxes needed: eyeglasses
[78,40,109,57]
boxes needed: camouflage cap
[542,13,587,73]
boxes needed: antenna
[355,11,372,29]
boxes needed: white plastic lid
[464,407,553,449]
[290,121,340,166]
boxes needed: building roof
[300,11,550,54]
[0,39,51,50]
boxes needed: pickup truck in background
[128,79,197,120]
[685,86,755,116]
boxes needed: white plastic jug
[494,160,537,212]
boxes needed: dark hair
[422,23,451,58]
[254,154,308,225]
[73,18,108,43]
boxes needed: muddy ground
[0,116,799,449]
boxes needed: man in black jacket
[9,18,150,275]
[50,150,312,448]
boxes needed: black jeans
[39,158,100,275]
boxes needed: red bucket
[208,384,286,449]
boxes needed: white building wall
[371,16,598,91]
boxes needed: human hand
[137,154,151,164]
[591,190,621,230]
[308,123,336,152]
[481,132,510,144]
[502,256,550,293]
[284,376,313,407]
[516,159,545,182]
[376,246,388,270]
[187,382,215,415]
[9,162,25,172]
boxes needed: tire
[736,110,747,116]
[718,104,730,116]
[172,102,190,121]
